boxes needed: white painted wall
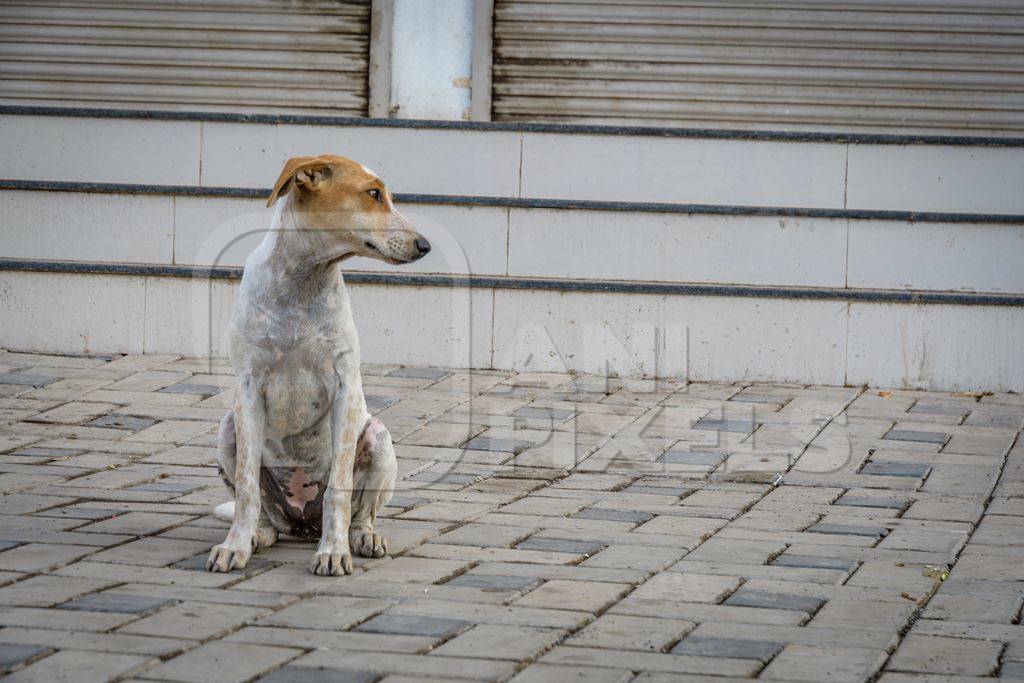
[389,0,474,120]
[2,271,1021,392]
[2,113,1023,390]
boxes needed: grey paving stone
[258,667,379,683]
[807,522,889,539]
[833,494,910,510]
[446,574,542,592]
[693,418,759,433]
[58,592,176,614]
[657,451,727,466]
[671,636,784,661]
[354,613,472,638]
[407,472,480,485]
[173,553,277,573]
[1002,661,1024,680]
[463,436,534,454]
[0,643,50,671]
[884,429,948,444]
[384,495,426,509]
[724,589,826,614]
[512,406,576,421]
[861,462,932,478]
[886,633,1001,676]
[771,554,860,572]
[910,403,970,417]
[86,414,159,431]
[158,382,223,396]
[730,393,787,405]
[9,447,83,458]
[365,395,399,412]
[0,373,58,387]
[130,481,199,493]
[621,484,689,497]
[516,537,605,555]
[387,367,450,380]
[575,508,653,524]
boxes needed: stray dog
[208,155,430,575]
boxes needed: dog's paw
[310,549,353,576]
[255,524,278,550]
[206,540,252,572]
[350,529,388,558]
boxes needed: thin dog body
[208,155,430,576]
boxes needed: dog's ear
[266,156,333,207]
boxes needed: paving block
[141,640,302,683]
[724,589,825,614]
[433,624,564,661]
[923,591,1023,623]
[806,522,888,539]
[731,393,788,405]
[446,574,542,592]
[9,447,84,458]
[886,634,1001,676]
[861,462,932,478]
[833,493,909,510]
[463,436,534,454]
[0,643,50,672]
[158,383,223,396]
[118,601,265,640]
[771,554,860,572]
[575,508,653,524]
[693,418,759,434]
[515,579,630,613]
[569,614,693,652]
[512,406,576,421]
[259,667,379,683]
[909,403,970,417]
[883,429,948,445]
[355,613,473,639]
[516,537,604,555]
[761,644,886,682]
[365,395,400,412]
[59,592,176,615]
[810,599,916,631]
[657,451,727,466]
[3,650,150,681]
[388,367,450,380]
[407,471,480,485]
[671,636,784,662]
[0,373,58,387]
[631,573,740,604]
[258,596,388,631]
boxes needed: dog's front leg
[207,374,264,572]
[311,387,359,576]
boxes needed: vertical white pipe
[389,0,474,120]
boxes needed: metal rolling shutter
[0,0,370,115]
[493,1,1024,135]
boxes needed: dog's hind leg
[349,417,397,558]
[216,411,278,550]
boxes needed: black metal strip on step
[2,179,1022,225]
[2,104,1022,147]
[1,259,1021,307]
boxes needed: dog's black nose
[414,238,431,255]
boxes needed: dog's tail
[213,501,235,522]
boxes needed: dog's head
[266,154,430,264]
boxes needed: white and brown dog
[208,155,430,576]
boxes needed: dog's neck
[257,198,357,289]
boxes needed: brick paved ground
[0,350,1021,682]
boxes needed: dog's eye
[367,189,382,202]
